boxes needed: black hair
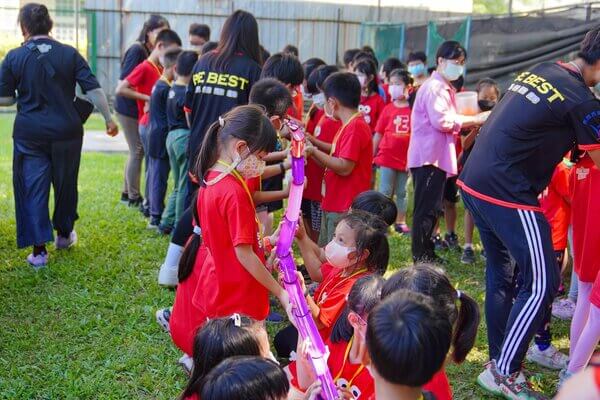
[389,68,413,87]
[163,47,182,69]
[196,105,277,181]
[476,77,500,97]
[322,72,361,109]
[367,290,452,387]
[436,40,467,62]
[337,210,389,275]
[200,356,290,400]
[361,45,376,58]
[306,65,339,95]
[408,51,427,64]
[201,41,218,55]
[181,316,262,399]
[451,75,464,92]
[343,48,361,67]
[283,44,299,57]
[178,191,201,282]
[156,29,182,48]
[18,3,53,37]
[250,78,293,118]
[354,58,379,95]
[260,53,304,86]
[331,275,384,343]
[352,51,378,68]
[136,14,169,45]
[578,27,600,65]
[213,10,262,70]
[382,57,406,79]
[302,58,326,84]
[381,264,480,364]
[351,190,397,227]
[189,23,211,40]
[260,45,271,64]
[176,50,199,77]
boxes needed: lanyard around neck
[333,336,366,386]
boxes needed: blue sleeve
[74,51,100,92]
[0,51,16,98]
[120,44,146,80]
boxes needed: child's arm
[252,186,290,205]
[234,244,288,305]
[296,231,324,282]
[461,127,479,151]
[261,159,291,180]
[295,338,318,391]
[306,134,333,153]
[372,131,383,157]
[115,79,150,103]
[296,272,324,328]
[263,150,288,163]
[307,146,355,176]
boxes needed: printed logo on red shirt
[358,104,372,125]
[576,167,590,180]
[393,114,410,134]
[337,378,362,399]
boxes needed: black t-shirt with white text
[167,83,188,132]
[185,51,262,161]
[0,37,100,141]
[459,62,600,208]
[148,79,171,159]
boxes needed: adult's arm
[0,51,17,107]
[425,83,488,132]
[86,88,113,123]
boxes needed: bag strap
[24,41,56,78]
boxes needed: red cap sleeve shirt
[539,161,571,251]
[192,172,269,321]
[570,154,600,283]
[304,113,343,202]
[125,59,162,126]
[359,94,385,132]
[322,117,373,213]
[373,103,411,171]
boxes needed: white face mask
[441,60,464,81]
[357,75,367,88]
[325,240,356,269]
[312,92,325,108]
[236,153,266,179]
[388,84,406,101]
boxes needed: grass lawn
[0,112,568,399]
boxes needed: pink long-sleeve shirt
[407,71,462,176]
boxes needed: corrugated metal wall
[84,0,465,97]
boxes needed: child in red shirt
[354,58,385,132]
[565,152,600,379]
[274,210,389,359]
[373,69,413,235]
[306,72,373,246]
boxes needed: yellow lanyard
[333,336,366,386]
[147,59,162,76]
[330,112,362,155]
[316,268,368,305]
[159,76,172,86]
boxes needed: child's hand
[283,184,291,197]
[295,215,308,241]
[303,381,322,400]
[143,101,150,114]
[279,124,291,140]
[474,110,491,125]
[277,289,295,325]
[336,386,355,400]
[106,120,119,137]
[296,271,307,296]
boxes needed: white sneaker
[158,263,178,287]
[178,354,193,375]
[526,344,568,370]
[558,368,574,388]
[155,308,171,333]
[552,298,576,320]
[477,361,503,396]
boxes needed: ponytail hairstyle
[350,190,397,227]
[136,14,169,46]
[331,275,384,343]
[354,58,379,95]
[306,65,339,95]
[212,10,262,70]
[338,210,389,275]
[381,264,480,363]
[181,315,262,399]
[178,191,201,282]
[18,3,53,37]
[194,104,277,184]
[200,356,290,400]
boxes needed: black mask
[478,100,496,111]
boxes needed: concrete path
[82,130,128,153]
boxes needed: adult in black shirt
[458,29,600,397]
[0,4,116,268]
[114,14,168,205]
[184,9,262,206]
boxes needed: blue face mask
[442,61,464,82]
[408,63,426,77]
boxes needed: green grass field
[0,113,568,399]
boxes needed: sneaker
[178,354,193,375]
[444,232,460,251]
[526,344,568,370]
[266,311,284,323]
[27,253,48,270]
[461,247,476,264]
[478,360,547,399]
[158,263,178,287]
[432,234,448,251]
[147,217,160,230]
[155,308,172,333]
[120,192,129,204]
[128,196,143,208]
[477,361,503,396]
[158,224,173,236]
[558,368,574,388]
[394,223,411,235]
[55,231,78,250]
[139,201,150,218]
[552,298,576,320]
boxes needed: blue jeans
[147,156,170,219]
[378,167,408,214]
[462,190,559,374]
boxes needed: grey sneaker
[552,298,576,320]
[477,360,547,399]
[526,344,568,370]
[461,247,476,264]
[27,253,48,270]
[55,231,78,250]
[558,368,574,388]
[155,308,172,333]
[178,354,193,375]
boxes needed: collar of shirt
[430,71,457,94]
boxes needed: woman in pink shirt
[407,41,488,263]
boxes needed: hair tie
[230,313,242,327]
[456,289,462,299]
[218,116,225,127]
[193,225,201,236]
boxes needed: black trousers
[410,165,447,262]
[13,137,82,248]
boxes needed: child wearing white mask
[372,69,414,235]
[354,58,385,132]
